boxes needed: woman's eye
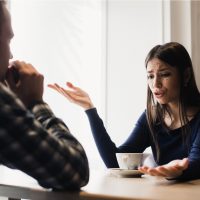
[147,75,154,79]
[160,72,171,77]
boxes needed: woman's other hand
[138,158,189,179]
[48,82,94,110]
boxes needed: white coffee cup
[116,153,149,170]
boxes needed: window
[10,0,164,169]
[10,0,106,169]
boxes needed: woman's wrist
[83,102,94,111]
[84,106,95,111]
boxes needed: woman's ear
[184,68,191,87]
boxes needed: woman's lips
[154,91,165,98]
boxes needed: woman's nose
[153,76,162,88]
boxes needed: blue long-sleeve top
[85,108,200,180]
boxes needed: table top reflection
[0,166,200,200]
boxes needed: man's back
[0,1,89,190]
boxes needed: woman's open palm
[48,82,94,110]
[138,158,189,178]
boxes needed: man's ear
[184,68,191,86]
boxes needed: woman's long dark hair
[145,42,200,162]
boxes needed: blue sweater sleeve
[85,108,151,168]
[177,126,200,180]
[118,112,151,153]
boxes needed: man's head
[0,1,14,82]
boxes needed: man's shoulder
[0,83,24,108]
[0,83,16,100]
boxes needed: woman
[48,42,200,180]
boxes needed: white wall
[170,0,191,53]
[191,1,200,90]
[106,0,163,146]
[168,0,200,90]
[105,0,200,150]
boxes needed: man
[0,1,89,190]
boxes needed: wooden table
[0,166,200,200]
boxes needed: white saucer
[108,168,143,177]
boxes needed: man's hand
[6,60,44,107]
[138,158,189,178]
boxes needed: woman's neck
[166,102,180,120]
[164,103,199,130]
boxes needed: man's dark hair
[0,0,6,35]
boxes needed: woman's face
[146,58,180,106]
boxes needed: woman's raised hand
[48,82,94,110]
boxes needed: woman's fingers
[48,83,85,103]
[156,166,181,177]
[139,166,159,176]
[139,158,189,178]
[66,82,89,96]
[48,82,94,109]
[66,82,73,88]
[66,82,80,92]
[148,168,166,176]
[49,83,89,100]
[48,84,63,95]
[138,166,148,173]
[48,84,56,91]
[139,166,173,177]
